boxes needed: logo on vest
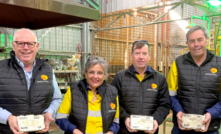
[211,68,217,73]
[36,75,49,83]
[110,103,116,109]
[205,68,217,76]
[151,83,157,89]
[147,83,158,91]
[41,75,48,80]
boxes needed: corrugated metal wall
[101,0,161,14]
[0,25,82,61]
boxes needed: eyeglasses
[13,41,37,48]
[133,40,149,45]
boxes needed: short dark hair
[186,25,208,41]
[131,40,151,53]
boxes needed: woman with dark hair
[56,56,119,134]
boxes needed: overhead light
[132,8,137,11]
[207,0,221,7]
[134,11,137,16]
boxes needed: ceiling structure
[94,0,221,32]
[0,0,101,29]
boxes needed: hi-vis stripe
[88,110,101,117]
[113,118,119,123]
[86,132,103,134]
[169,90,177,96]
[56,113,69,119]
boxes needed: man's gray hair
[83,56,109,78]
[13,28,38,42]
[186,25,208,41]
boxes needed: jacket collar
[184,49,214,66]
[127,65,156,80]
[80,78,107,96]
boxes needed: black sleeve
[111,73,130,122]
[152,77,171,125]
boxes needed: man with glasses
[167,25,221,134]
[0,28,62,134]
[111,40,170,134]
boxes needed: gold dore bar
[181,114,205,130]
[17,114,45,132]
[130,115,153,131]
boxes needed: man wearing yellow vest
[111,40,170,134]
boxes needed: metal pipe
[165,11,170,78]
[214,20,221,55]
[181,3,184,19]
[82,1,90,72]
[160,0,165,73]
[220,31,221,56]
[153,14,158,70]
[190,13,211,48]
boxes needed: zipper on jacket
[139,82,143,114]
[194,67,200,113]
[98,90,106,133]
[29,66,38,114]
[20,70,31,114]
[84,90,89,134]
[101,95,106,133]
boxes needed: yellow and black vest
[67,79,118,134]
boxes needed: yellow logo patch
[41,75,48,80]
[110,103,116,109]
[211,68,217,74]
[151,83,157,89]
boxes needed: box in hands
[130,115,153,131]
[17,115,45,132]
[181,114,205,130]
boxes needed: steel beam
[84,0,100,10]
[152,3,181,22]
[97,13,221,32]
[127,13,148,23]
[101,0,193,18]
[104,14,123,29]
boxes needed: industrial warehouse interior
[0,0,221,134]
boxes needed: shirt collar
[15,56,36,72]
[86,82,100,94]
[133,65,152,74]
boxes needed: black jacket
[0,51,53,134]
[111,65,170,134]
[66,79,118,134]
[174,50,221,131]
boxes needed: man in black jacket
[111,40,170,134]
[167,25,221,134]
[0,29,62,134]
